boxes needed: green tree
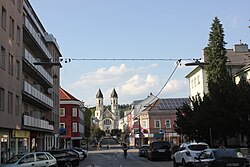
[204,17,239,145]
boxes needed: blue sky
[30,0,250,106]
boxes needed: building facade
[59,88,85,149]
[130,97,189,146]
[94,89,120,135]
[0,0,61,163]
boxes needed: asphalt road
[79,146,173,167]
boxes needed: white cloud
[119,74,159,95]
[71,64,130,88]
[163,79,188,94]
[71,63,158,89]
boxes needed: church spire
[96,89,103,98]
[111,88,118,98]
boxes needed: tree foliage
[175,17,250,147]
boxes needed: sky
[29,0,250,107]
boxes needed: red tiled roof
[60,87,79,101]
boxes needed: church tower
[111,88,119,120]
[95,89,103,120]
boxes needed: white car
[1,152,57,167]
[173,142,209,167]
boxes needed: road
[79,146,173,167]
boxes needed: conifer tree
[204,17,238,145]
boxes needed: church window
[104,119,111,125]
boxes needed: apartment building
[59,87,85,149]
[0,0,61,162]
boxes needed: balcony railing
[23,114,54,131]
[23,49,53,85]
[23,16,52,60]
[23,81,53,108]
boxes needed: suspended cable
[60,58,192,63]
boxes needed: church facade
[95,89,120,134]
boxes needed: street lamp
[134,116,141,147]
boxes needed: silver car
[1,152,57,167]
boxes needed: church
[94,88,120,134]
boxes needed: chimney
[233,43,249,53]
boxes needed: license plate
[226,163,239,166]
[158,149,165,152]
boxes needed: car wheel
[173,159,179,167]
[64,161,73,167]
[182,159,186,167]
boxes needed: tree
[204,17,239,145]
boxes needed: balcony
[23,16,52,60]
[23,49,53,85]
[22,81,53,109]
[23,114,54,131]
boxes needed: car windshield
[5,154,23,164]
[214,149,237,158]
[188,144,208,151]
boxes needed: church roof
[96,89,103,98]
[111,88,118,98]
[60,87,79,101]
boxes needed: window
[16,26,20,44]
[165,119,171,128]
[104,119,111,125]
[72,108,77,117]
[0,88,4,112]
[8,91,13,113]
[15,95,19,115]
[191,79,193,88]
[16,60,20,79]
[1,7,6,29]
[154,119,161,128]
[142,120,147,128]
[17,0,21,12]
[194,77,197,87]
[72,122,78,132]
[0,46,5,69]
[59,108,65,116]
[20,154,34,163]
[36,153,48,161]
[9,16,15,38]
[60,123,65,129]
[9,54,13,75]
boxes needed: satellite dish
[47,88,53,94]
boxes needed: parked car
[0,152,57,167]
[173,142,209,167]
[72,147,88,159]
[47,149,80,167]
[193,148,249,167]
[138,145,149,157]
[63,148,84,161]
[147,141,172,161]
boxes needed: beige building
[186,43,250,98]
[0,0,61,163]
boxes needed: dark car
[47,150,80,167]
[138,145,149,157]
[147,141,172,161]
[193,148,249,167]
[72,147,88,159]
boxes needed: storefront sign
[12,130,30,138]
